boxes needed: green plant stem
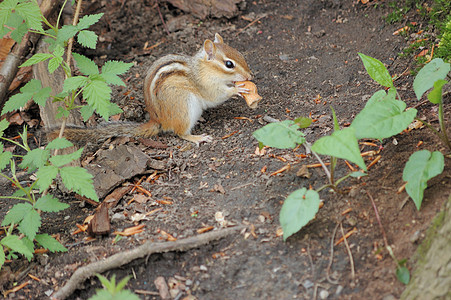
[416,118,450,150]
[55,0,70,30]
[304,142,332,181]
[437,101,451,151]
[27,29,56,38]
[0,173,33,203]
[316,183,336,193]
[0,137,27,151]
[0,196,29,201]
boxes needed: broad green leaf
[0,0,17,30]
[18,208,41,241]
[358,53,394,88]
[115,276,132,293]
[0,144,13,171]
[279,188,320,241]
[35,165,59,192]
[80,105,95,122]
[33,86,51,106]
[293,117,312,129]
[102,60,134,75]
[1,235,33,260]
[35,234,67,252]
[35,194,69,212]
[56,24,78,43]
[48,56,63,73]
[56,106,70,119]
[60,166,98,201]
[1,203,33,226]
[46,138,74,150]
[0,119,9,135]
[396,266,410,285]
[253,120,305,149]
[413,58,450,100]
[1,79,49,114]
[351,98,417,140]
[77,30,98,49]
[311,127,367,171]
[1,89,32,115]
[19,148,50,172]
[16,1,43,32]
[63,76,88,93]
[331,106,339,131]
[10,21,28,42]
[20,237,34,259]
[100,73,126,86]
[427,79,447,104]
[349,171,367,178]
[108,102,123,116]
[49,148,83,167]
[366,89,396,107]
[83,79,112,120]
[73,53,98,75]
[0,248,5,270]
[77,13,104,30]
[19,53,53,67]
[403,150,444,210]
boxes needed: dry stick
[326,223,340,285]
[0,0,59,108]
[366,191,389,247]
[236,14,267,36]
[339,222,355,281]
[306,242,318,300]
[156,0,170,36]
[52,225,245,300]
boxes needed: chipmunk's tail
[47,121,161,145]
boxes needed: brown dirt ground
[0,0,450,299]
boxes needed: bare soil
[1,0,450,299]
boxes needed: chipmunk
[57,33,252,145]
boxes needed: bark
[165,0,245,19]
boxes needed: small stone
[199,265,207,271]
[302,279,314,289]
[335,285,343,295]
[410,230,421,243]
[319,289,329,299]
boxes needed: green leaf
[279,188,320,241]
[1,79,49,115]
[35,165,59,192]
[1,235,33,260]
[0,0,17,30]
[73,53,99,75]
[402,150,444,210]
[349,171,367,178]
[35,194,69,212]
[0,145,13,171]
[102,60,133,75]
[48,56,63,74]
[351,98,417,140]
[77,30,98,49]
[311,127,367,171]
[49,148,83,167]
[366,89,394,107]
[253,120,305,149]
[10,21,28,42]
[83,79,112,121]
[0,248,5,270]
[16,1,43,32]
[33,86,51,106]
[19,53,53,67]
[56,24,78,44]
[293,117,312,129]
[358,53,394,88]
[46,138,74,150]
[413,58,450,100]
[115,276,132,293]
[60,166,98,201]
[19,148,50,172]
[427,79,447,104]
[396,266,410,285]
[108,102,123,116]
[80,105,95,122]
[35,234,67,252]
[63,76,88,93]
[1,203,32,226]
[77,13,104,30]
[1,89,32,115]
[331,106,339,131]
[0,119,9,137]
[18,208,41,241]
[100,73,126,86]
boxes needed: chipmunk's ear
[203,39,216,60]
[214,33,224,44]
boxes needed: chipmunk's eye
[225,60,235,69]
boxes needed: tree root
[52,225,245,299]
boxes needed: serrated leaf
[1,79,48,114]
[80,105,95,122]
[396,266,410,285]
[427,79,447,104]
[100,73,125,86]
[35,194,69,212]
[77,13,104,30]
[0,1,16,34]
[45,138,74,150]
[358,53,394,88]
[83,79,112,120]
[18,208,41,241]
[403,150,444,210]
[413,58,450,100]
[253,120,305,149]
[63,76,88,93]
[102,60,133,75]
[48,56,63,73]
[351,98,417,140]
[77,30,98,49]
[19,53,53,68]
[60,166,98,201]
[0,119,9,136]
[33,86,51,106]
[56,24,78,43]
[311,127,367,171]
[1,89,31,115]
[1,235,33,260]
[35,234,67,252]
[16,1,43,32]
[0,145,13,171]
[35,165,59,192]
[19,148,50,172]
[10,21,28,42]
[1,203,33,226]
[0,248,5,270]
[49,148,83,167]
[73,53,98,75]
[108,102,123,116]
[279,188,320,241]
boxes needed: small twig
[52,225,245,299]
[367,191,389,247]
[236,14,267,36]
[306,241,317,300]
[339,222,355,281]
[156,0,170,36]
[304,142,332,181]
[326,223,340,284]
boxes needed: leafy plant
[88,274,140,300]
[0,0,133,270]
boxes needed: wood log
[166,0,245,19]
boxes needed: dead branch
[52,225,245,299]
